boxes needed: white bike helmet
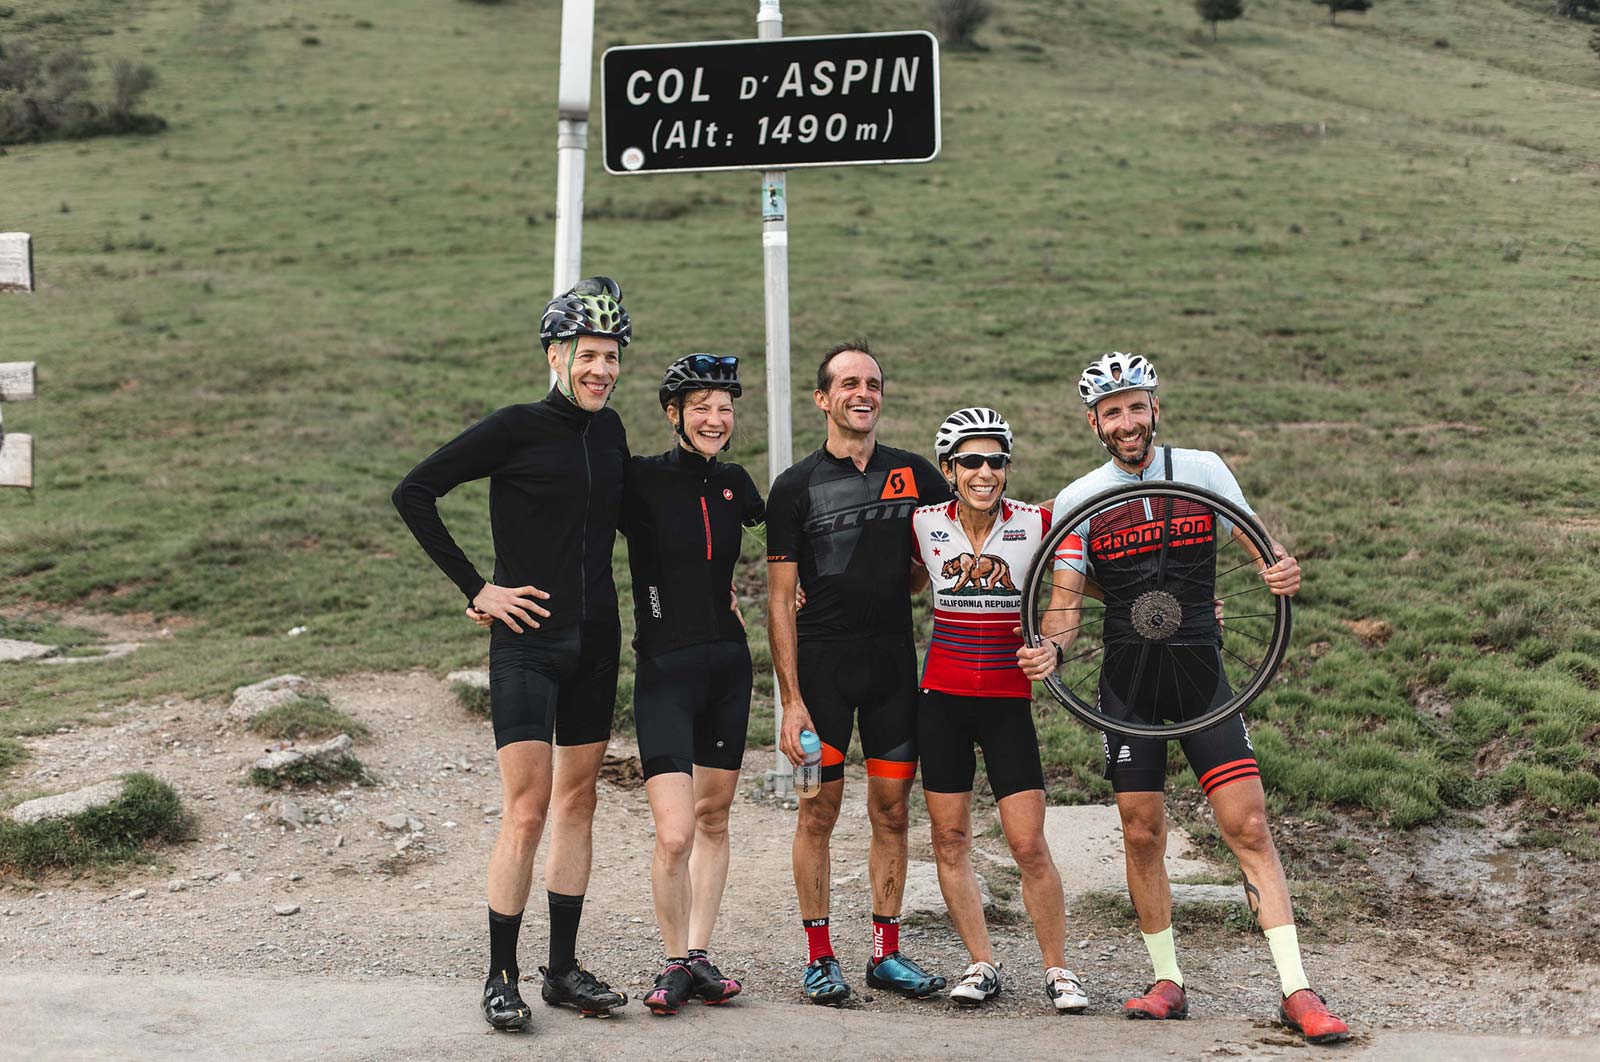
[1078,352,1158,408]
[934,407,1013,465]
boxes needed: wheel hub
[1131,590,1182,641]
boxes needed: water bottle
[795,729,823,798]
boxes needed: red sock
[803,918,833,963]
[872,914,899,960]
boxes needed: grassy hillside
[2,0,1597,838]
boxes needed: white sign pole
[1,233,37,488]
[552,0,595,387]
[758,0,795,798]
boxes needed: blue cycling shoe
[803,955,852,1006]
[864,951,946,998]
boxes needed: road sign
[602,31,939,175]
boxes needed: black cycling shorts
[797,632,918,783]
[488,620,620,749]
[1098,644,1260,796]
[634,639,753,779]
[918,689,1045,801]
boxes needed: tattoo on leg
[1242,874,1261,917]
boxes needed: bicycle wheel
[1021,481,1291,739]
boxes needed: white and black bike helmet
[1077,352,1158,408]
[934,407,1013,465]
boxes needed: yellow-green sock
[1264,924,1310,996]
[1140,927,1184,988]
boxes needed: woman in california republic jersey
[910,409,1089,1013]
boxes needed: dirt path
[4,972,1595,1062]
[2,671,1598,1058]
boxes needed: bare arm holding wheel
[1230,527,1301,597]
[1017,566,1087,682]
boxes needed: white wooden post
[1,233,38,488]
[0,232,32,292]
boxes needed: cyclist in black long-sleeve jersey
[392,278,633,1032]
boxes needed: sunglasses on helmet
[685,354,738,375]
[951,453,1011,471]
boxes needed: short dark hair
[816,339,879,392]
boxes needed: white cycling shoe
[1045,966,1089,1013]
[949,960,1002,1006]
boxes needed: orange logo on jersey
[880,467,917,500]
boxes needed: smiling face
[668,388,735,458]
[1088,389,1158,469]
[944,437,1007,514]
[547,336,621,411]
[813,349,883,439]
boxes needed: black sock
[688,948,708,962]
[547,891,584,975]
[488,907,522,984]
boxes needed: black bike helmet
[539,276,632,351]
[658,354,742,410]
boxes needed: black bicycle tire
[1022,481,1292,739]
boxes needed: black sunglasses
[951,453,1011,471]
[686,354,738,374]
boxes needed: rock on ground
[8,779,128,824]
[902,858,993,918]
[0,638,57,662]
[228,675,314,722]
[249,734,354,782]
[1042,804,1215,896]
[445,669,488,690]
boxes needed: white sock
[1264,924,1310,996]
[1140,927,1183,988]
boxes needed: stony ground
[2,671,1598,1058]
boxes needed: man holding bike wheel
[1018,353,1348,1045]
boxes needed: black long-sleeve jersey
[766,443,951,641]
[392,387,629,630]
[620,446,766,658]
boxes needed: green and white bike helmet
[540,276,632,404]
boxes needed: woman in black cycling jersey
[623,355,765,1014]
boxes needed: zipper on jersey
[700,495,713,561]
[580,420,591,622]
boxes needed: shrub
[0,773,188,872]
[928,0,992,50]
[0,37,166,145]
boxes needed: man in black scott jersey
[393,278,633,1032]
[621,355,765,1015]
[767,341,952,1005]
[1019,354,1348,1045]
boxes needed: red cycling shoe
[1280,988,1351,1044]
[1124,979,1189,1020]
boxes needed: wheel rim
[1022,482,1292,739]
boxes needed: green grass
[248,694,370,742]
[451,682,490,719]
[0,772,188,874]
[1,0,1597,840]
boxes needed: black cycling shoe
[644,961,696,1016]
[482,970,532,1032]
[688,956,742,1005]
[540,963,628,1016]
